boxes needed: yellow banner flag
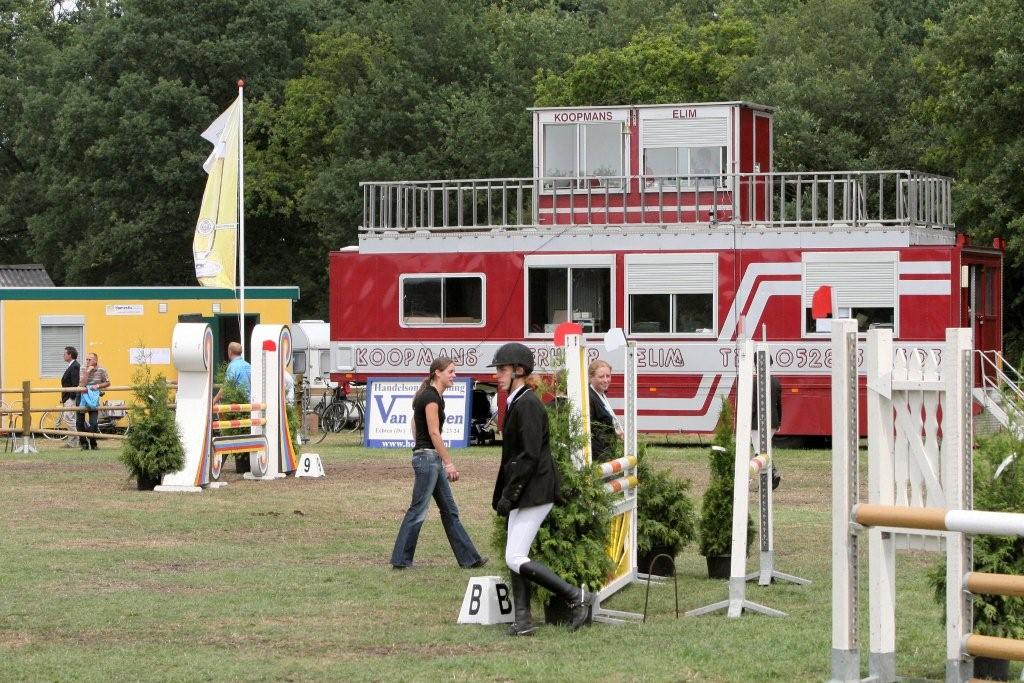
[193,97,241,288]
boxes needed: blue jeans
[390,449,482,568]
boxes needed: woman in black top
[489,343,590,636]
[390,357,487,570]
[588,359,621,463]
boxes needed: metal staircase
[973,350,1024,433]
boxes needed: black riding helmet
[488,342,534,375]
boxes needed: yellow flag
[193,97,241,288]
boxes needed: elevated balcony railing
[360,170,952,234]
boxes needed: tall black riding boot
[506,572,537,636]
[519,561,591,631]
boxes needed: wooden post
[14,380,37,454]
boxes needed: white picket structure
[832,323,975,683]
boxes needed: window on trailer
[802,252,897,335]
[542,123,623,189]
[643,146,727,189]
[401,275,484,326]
[527,267,610,333]
[625,255,717,336]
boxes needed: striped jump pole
[211,417,267,430]
[211,403,266,413]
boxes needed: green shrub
[119,367,184,483]
[698,398,754,557]
[637,442,697,557]
[928,428,1024,638]
[491,373,614,599]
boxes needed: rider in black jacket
[490,342,590,636]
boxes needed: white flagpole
[237,79,245,354]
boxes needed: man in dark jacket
[60,347,80,448]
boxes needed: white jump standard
[829,323,1008,683]
[156,322,298,492]
[687,340,809,619]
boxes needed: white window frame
[39,315,85,377]
[524,254,616,339]
[801,251,899,338]
[399,273,486,328]
[625,253,717,338]
[539,122,627,192]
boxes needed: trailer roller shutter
[627,261,716,294]
[641,118,728,148]
[802,253,897,308]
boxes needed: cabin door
[961,255,1001,381]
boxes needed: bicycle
[301,380,364,442]
[38,402,78,444]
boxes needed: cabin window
[39,316,85,377]
[625,254,717,336]
[542,122,623,188]
[640,115,729,190]
[527,266,611,334]
[400,274,484,327]
[802,252,897,335]
[643,146,727,189]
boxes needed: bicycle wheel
[321,401,348,434]
[343,400,364,433]
[305,409,329,444]
[38,411,66,441]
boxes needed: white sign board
[363,377,471,448]
[106,304,143,316]
[130,347,172,365]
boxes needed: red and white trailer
[329,101,1003,436]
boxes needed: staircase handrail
[976,350,1024,410]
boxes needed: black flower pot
[638,546,676,577]
[705,554,731,579]
[136,472,161,491]
[973,656,1010,681]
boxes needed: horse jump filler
[830,321,1024,683]
[563,333,642,624]
[156,322,298,492]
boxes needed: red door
[961,254,1002,381]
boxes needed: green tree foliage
[698,397,753,557]
[534,10,756,106]
[1,0,316,289]
[255,1,592,316]
[119,367,184,486]
[916,0,1024,359]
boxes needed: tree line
[2,0,1022,357]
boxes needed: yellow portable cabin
[0,286,300,392]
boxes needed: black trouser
[77,399,97,449]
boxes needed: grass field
[0,436,1003,682]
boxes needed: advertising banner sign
[364,377,472,448]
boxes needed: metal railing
[360,170,953,233]
[975,351,1024,431]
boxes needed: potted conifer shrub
[637,442,697,577]
[491,372,613,625]
[119,368,184,490]
[928,427,1024,681]
[698,398,753,578]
